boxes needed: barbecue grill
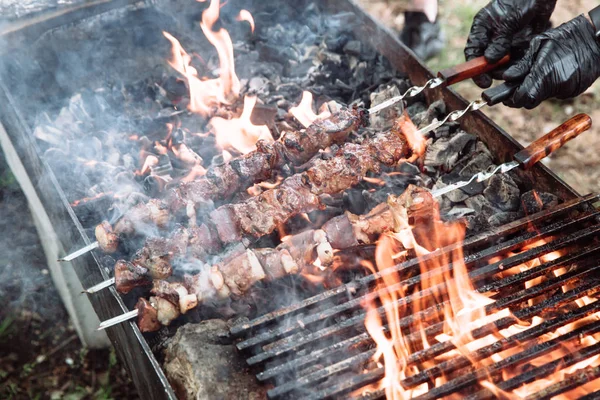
[232,193,600,399]
[0,0,589,399]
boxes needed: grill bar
[234,195,600,400]
[243,209,600,356]
[230,195,600,337]
[468,341,600,400]
[248,220,600,367]
[266,277,600,399]
[258,246,600,383]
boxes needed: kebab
[62,55,517,262]
[60,107,368,261]
[102,113,415,286]
[88,184,432,295]
[98,185,436,332]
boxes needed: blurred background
[1,0,599,398]
[358,0,600,196]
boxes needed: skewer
[82,277,116,294]
[97,309,139,331]
[58,241,99,262]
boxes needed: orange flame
[290,91,331,128]
[199,0,240,103]
[209,95,273,155]
[236,10,255,33]
[163,0,244,116]
[363,190,600,399]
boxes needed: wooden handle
[438,55,510,86]
[515,114,592,170]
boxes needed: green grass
[427,2,487,72]
[0,316,15,340]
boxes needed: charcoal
[432,178,468,203]
[520,190,559,214]
[484,174,520,212]
[431,122,459,139]
[446,207,475,219]
[459,152,495,178]
[343,40,362,56]
[163,320,267,400]
[369,84,403,129]
[464,213,489,233]
[406,102,427,119]
[488,211,522,227]
[465,195,501,220]
[424,131,476,172]
[414,99,446,128]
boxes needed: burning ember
[209,95,273,154]
[361,193,600,399]
[290,91,332,128]
[163,0,241,116]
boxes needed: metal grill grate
[231,194,600,399]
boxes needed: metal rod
[404,286,600,389]
[526,365,600,400]
[97,309,138,331]
[468,340,600,400]
[261,262,600,396]
[247,223,600,366]
[82,277,115,294]
[231,197,600,337]
[58,241,98,262]
[293,281,600,400]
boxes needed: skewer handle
[438,55,510,86]
[481,81,519,106]
[515,114,592,170]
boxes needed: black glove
[503,15,600,109]
[465,0,557,88]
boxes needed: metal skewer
[431,113,592,198]
[95,113,592,331]
[369,55,510,115]
[82,277,116,294]
[97,309,139,331]
[59,57,510,264]
[58,241,99,262]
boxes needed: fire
[363,190,600,399]
[209,95,273,155]
[236,10,255,33]
[163,0,246,116]
[199,0,240,103]
[290,91,331,128]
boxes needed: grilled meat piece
[119,114,414,276]
[129,185,436,331]
[96,107,367,252]
[114,261,151,294]
[136,298,160,333]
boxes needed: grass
[427,2,486,72]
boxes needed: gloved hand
[465,0,557,88]
[503,15,600,109]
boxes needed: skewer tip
[97,309,139,331]
[59,241,100,262]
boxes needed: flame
[199,0,240,103]
[209,95,273,154]
[236,10,255,33]
[363,190,600,399]
[290,91,331,128]
[163,0,244,116]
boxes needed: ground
[358,0,600,195]
[0,153,138,400]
